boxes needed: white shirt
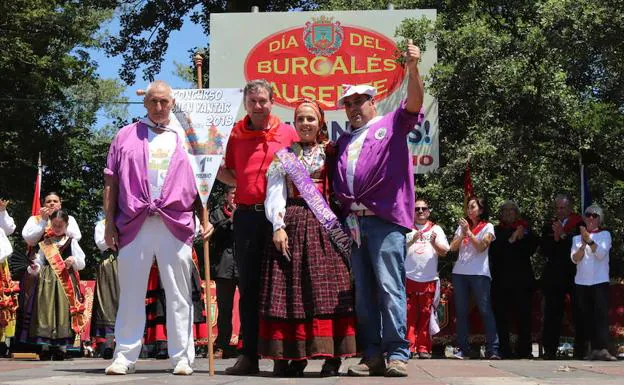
[94,219,108,252]
[0,228,12,263]
[265,163,288,232]
[405,223,449,282]
[0,210,16,236]
[147,128,176,201]
[571,231,611,285]
[452,223,496,278]
[22,215,82,247]
[28,237,86,273]
[346,116,383,211]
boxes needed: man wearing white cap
[333,40,424,377]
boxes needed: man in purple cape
[334,41,425,378]
[103,80,211,376]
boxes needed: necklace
[300,143,321,169]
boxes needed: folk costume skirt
[259,202,356,360]
[91,251,119,342]
[29,265,81,346]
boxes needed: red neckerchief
[223,203,233,218]
[588,227,603,234]
[562,213,583,233]
[463,220,487,245]
[413,221,434,241]
[230,115,282,141]
[499,219,529,229]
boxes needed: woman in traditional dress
[261,100,356,377]
[449,196,500,360]
[27,209,85,360]
[91,219,119,359]
[0,199,19,347]
[18,192,82,347]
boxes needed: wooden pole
[194,51,215,376]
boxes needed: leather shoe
[320,358,341,377]
[225,355,259,375]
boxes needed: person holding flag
[404,198,449,359]
[449,195,500,360]
[103,80,212,376]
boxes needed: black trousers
[576,283,610,351]
[492,285,533,358]
[232,209,271,358]
[214,277,238,349]
[542,285,585,357]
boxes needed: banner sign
[210,10,439,173]
[168,88,244,206]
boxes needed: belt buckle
[253,204,264,211]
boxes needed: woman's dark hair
[42,191,61,204]
[466,195,489,223]
[49,209,69,224]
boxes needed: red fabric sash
[223,203,233,218]
[463,220,487,245]
[38,239,85,340]
[230,115,282,141]
[563,214,583,233]
[413,221,434,240]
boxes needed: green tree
[323,0,624,277]
[0,0,125,278]
[105,0,323,85]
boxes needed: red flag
[31,153,42,216]
[463,158,474,211]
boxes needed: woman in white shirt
[449,196,500,360]
[571,204,616,361]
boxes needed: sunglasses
[415,207,429,212]
[584,213,599,219]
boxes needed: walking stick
[194,52,216,376]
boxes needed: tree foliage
[0,1,124,278]
[323,0,624,277]
[105,0,323,85]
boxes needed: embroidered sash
[38,239,86,341]
[276,147,352,259]
[0,261,19,331]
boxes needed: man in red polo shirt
[218,79,298,375]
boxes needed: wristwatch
[560,232,567,239]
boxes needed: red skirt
[258,202,356,359]
[259,315,357,360]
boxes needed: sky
[91,11,207,126]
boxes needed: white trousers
[112,216,195,367]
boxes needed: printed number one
[199,157,207,173]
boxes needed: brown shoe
[385,360,408,377]
[225,355,259,375]
[347,355,386,377]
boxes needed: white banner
[168,88,244,207]
[210,10,438,173]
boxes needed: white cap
[337,84,377,108]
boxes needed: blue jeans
[452,274,500,356]
[351,216,410,361]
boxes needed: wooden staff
[194,52,216,376]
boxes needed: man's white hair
[145,80,174,100]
